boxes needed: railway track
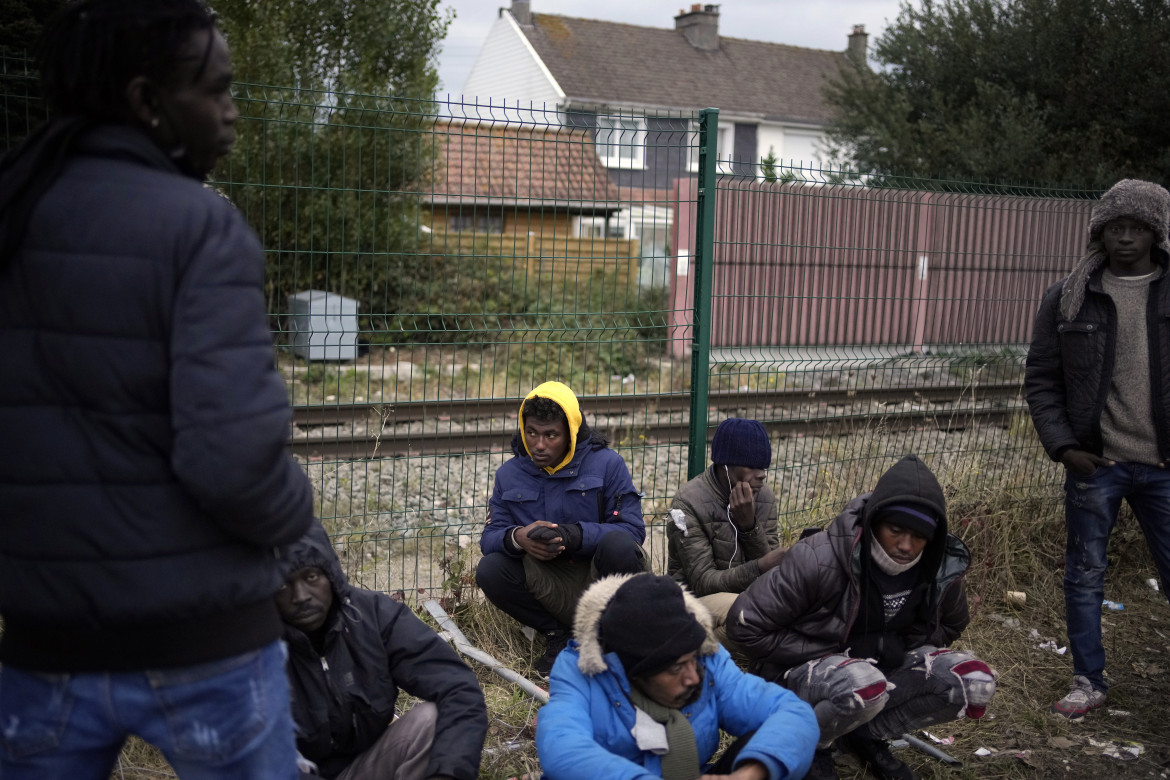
[289,383,1026,459]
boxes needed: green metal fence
[1,59,1099,596]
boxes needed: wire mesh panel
[0,51,45,155]
[215,91,699,589]
[699,163,1098,530]
[0,55,1108,594]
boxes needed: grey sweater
[1101,268,1161,465]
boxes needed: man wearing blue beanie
[666,418,787,659]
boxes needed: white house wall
[460,13,564,112]
[756,124,826,174]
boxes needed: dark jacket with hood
[728,455,971,676]
[1026,178,1170,464]
[481,382,644,558]
[281,523,488,780]
[0,123,313,672]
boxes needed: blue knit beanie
[710,418,771,469]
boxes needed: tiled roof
[430,122,620,207]
[522,13,849,124]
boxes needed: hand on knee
[921,649,997,719]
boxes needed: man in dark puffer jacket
[277,522,488,780]
[0,2,312,776]
[728,455,996,780]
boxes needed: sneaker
[535,629,570,677]
[841,733,919,780]
[806,747,839,780]
[1051,675,1106,719]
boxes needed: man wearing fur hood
[535,573,817,780]
[276,522,488,780]
[1026,178,1170,719]
[477,381,648,676]
[728,455,995,780]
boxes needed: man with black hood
[476,381,648,676]
[728,455,996,780]
[277,522,488,780]
[1026,178,1170,719]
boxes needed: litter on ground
[1087,737,1144,760]
[922,731,955,745]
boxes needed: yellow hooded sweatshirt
[519,381,583,475]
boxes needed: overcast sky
[435,0,914,98]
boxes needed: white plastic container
[287,290,359,361]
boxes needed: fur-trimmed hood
[1061,178,1170,320]
[572,573,720,676]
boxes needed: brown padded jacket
[666,466,780,596]
[726,455,971,673]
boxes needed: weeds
[111,423,1170,779]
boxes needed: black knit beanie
[710,418,771,470]
[599,574,708,678]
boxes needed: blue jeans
[1064,462,1170,691]
[0,640,298,780]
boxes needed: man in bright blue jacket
[477,381,647,675]
[536,574,818,780]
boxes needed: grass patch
[109,432,1170,779]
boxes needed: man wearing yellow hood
[477,381,648,676]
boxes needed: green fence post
[687,107,719,479]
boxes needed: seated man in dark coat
[476,381,648,675]
[277,522,488,780]
[667,417,787,658]
[729,455,997,780]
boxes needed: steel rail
[290,400,1028,460]
[291,383,1023,428]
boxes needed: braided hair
[38,0,217,122]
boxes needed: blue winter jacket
[536,576,818,780]
[0,124,313,671]
[481,434,645,559]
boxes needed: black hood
[280,520,350,601]
[860,454,948,578]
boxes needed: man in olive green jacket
[667,418,786,658]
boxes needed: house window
[572,216,624,239]
[596,116,645,170]
[686,121,733,174]
[448,213,503,233]
[757,130,824,181]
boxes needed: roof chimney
[674,4,720,51]
[847,24,868,65]
[511,0,531,26]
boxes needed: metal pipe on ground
[901,733,962,768]
[423,599,549,705]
